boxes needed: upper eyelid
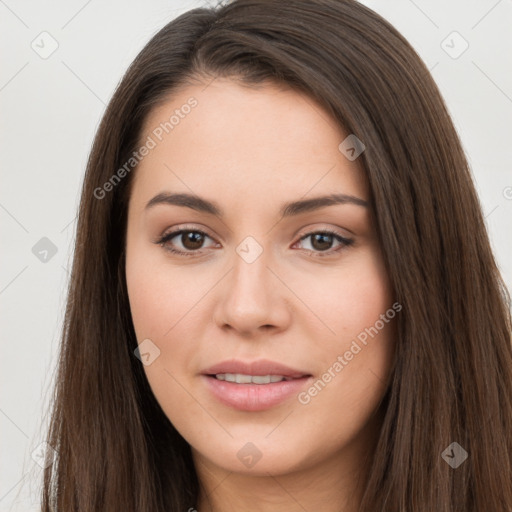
[158,224,216,242]
[158,224,352,242]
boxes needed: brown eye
[180,231,205,250]
[295,230,354,258]
[310,233,335,251]
[155,228,217,257]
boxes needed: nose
[212,243,291,336]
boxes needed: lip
[201,359,313,412]
[201,359,311,379]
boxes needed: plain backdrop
[1,0,511,509]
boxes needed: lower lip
[202,375,312,411]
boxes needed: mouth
[202,371,313,411]
[201,359,311,379]
[208,373,306,384]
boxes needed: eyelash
[154,225,354,259]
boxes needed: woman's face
[125,78,396,478]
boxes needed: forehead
[131,78,368,208]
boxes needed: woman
[41,0,512,510]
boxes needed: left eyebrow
[144,192,369,217]
[280,193,368,217]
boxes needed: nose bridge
[230,234,272,305]
[213,233,287,333]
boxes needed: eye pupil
[311,233,333,251]
[182,231,204,249]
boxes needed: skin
[125,77,397,512]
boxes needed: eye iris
[182,231,204,250]
[311,233,333,251]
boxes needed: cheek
[125,247,219,409]
[125,253,206,419]
[126,247,209,341]
[296,246,394,346]
[294,246,396,403]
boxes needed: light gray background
[1,0,511,509]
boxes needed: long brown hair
[41,0,512,510]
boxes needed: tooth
[252,375,271,384]
[214,373,289,384]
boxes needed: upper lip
[202,359,311,379]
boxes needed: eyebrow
[145,192,368,217]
